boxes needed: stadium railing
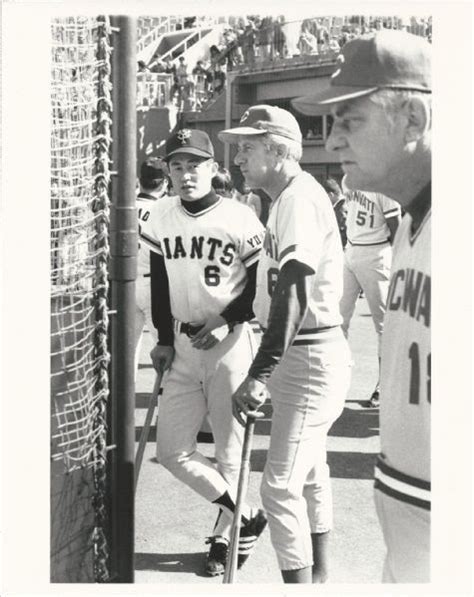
[137,72,174,107]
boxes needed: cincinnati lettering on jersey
[161,235,236,265]
[347,191,375,213]
[263,229,278,260]
[386,268,431,327]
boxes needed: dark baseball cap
[140,157,164,181]
[218,105,302,144]
[164,129,214,161]
[292,30,431,115]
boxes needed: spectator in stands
[163,56,177,77]
[298,27,318,55]
[150,59,166,73]
[281,18,300,57]
[212,167,235,198]
[176,55,190,84]
[316,18,330,52]
[175,55,192,108]
[257,16,274,61]
[273,15,288,58]
[209,44,225,67]
[240,23,257,67]
[191,60,210,108]
[230,23,245,64]
[192,59,209,77]
[209,64,226,98]
[222,28,240,69]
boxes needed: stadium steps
[137,16,185,62]
[140,23,228,75]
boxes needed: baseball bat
[223,409,263,584]
[135,370,162,490]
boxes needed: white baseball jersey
[345,191,401,245]
[140,195,265,324]
[377,207,431,489]
[253,171,344,335]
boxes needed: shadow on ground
[248,449,377,479]
[135,551,209,576]
[330,405,379,439]
[135,400,379,443]
[327,450,377,479]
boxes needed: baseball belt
[173,319,204,338]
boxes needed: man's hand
[232,376,268,426]
[191,314,228,351]
[150,344,175,374]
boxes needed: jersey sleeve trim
[139,231,163,255]
[279,247,316,273]
[374,456,431,511]
[278,244,297,263]
[242,247,261,267]
[383,207,401,217]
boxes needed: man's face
[167,153,217,201]
[233,136,275,190]
[326,95,405,194]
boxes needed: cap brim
[218,127,266,143]
[292,86,379,115]
[164,148,214,161]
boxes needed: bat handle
[223,409,260,583]
[134,371,162,489]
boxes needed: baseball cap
[140,157,164,181]
[292,30,431,114]
[218,105,302,144]
[163,129,214,161]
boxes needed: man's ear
[210,160,219,175]
[274,143,288,160]
[404,96,431,143]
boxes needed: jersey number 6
[205,265,221,286]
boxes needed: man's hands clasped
[190,314,228,350]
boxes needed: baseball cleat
[367,390,380,408]
[237,508,268,569]
[205,535,229,576]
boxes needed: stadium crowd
[137,14,432,110]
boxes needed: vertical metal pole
[224,72,235,170]
[110,15,137,583]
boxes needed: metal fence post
[109,14,137,583]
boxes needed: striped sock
[212,491,250,525]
